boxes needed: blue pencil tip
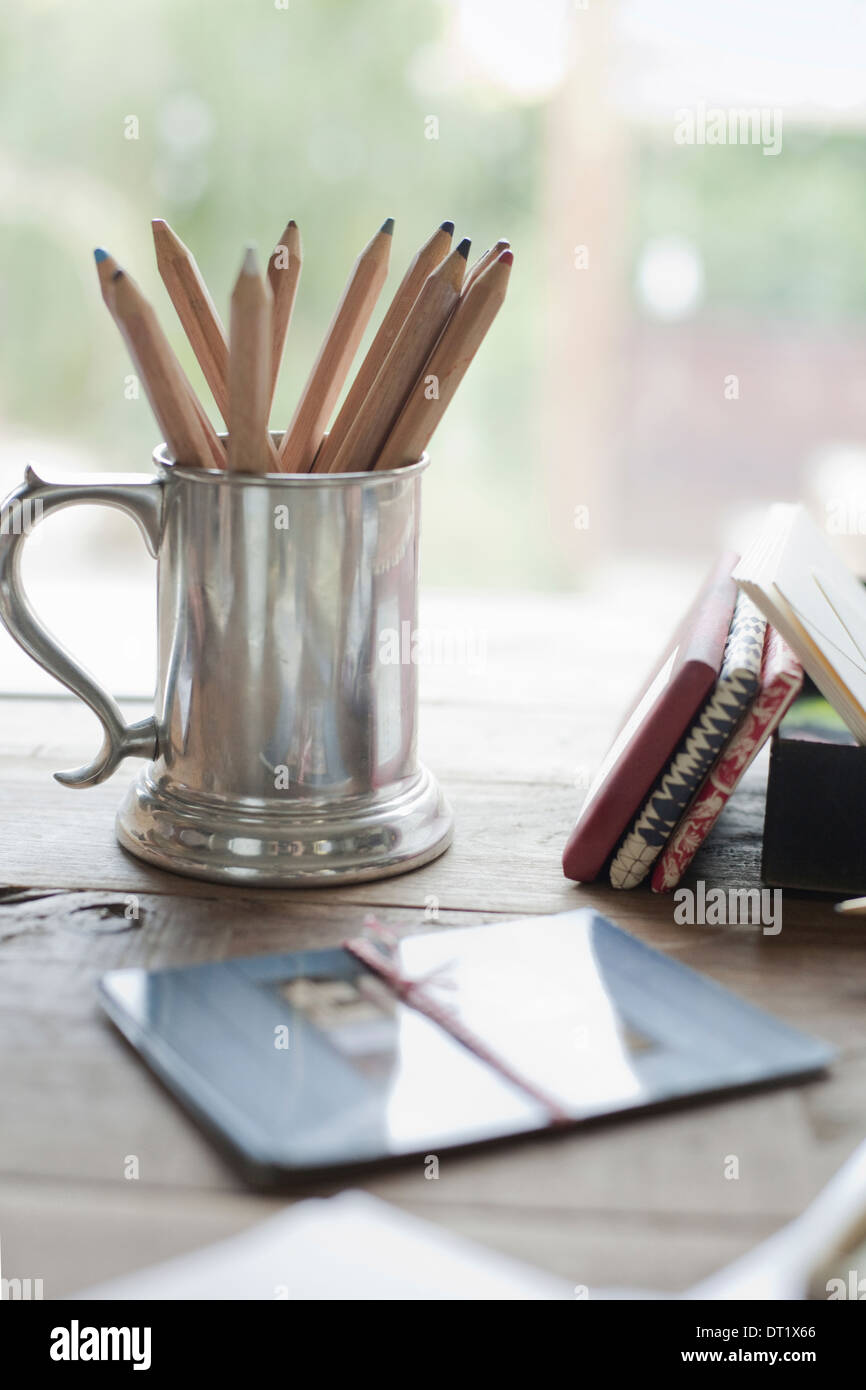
[94,248,109,263]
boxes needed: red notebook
[562,553,739,883]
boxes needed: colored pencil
[227,247,279,474]
[277,217,393,473]
[373,249,513,472]
[97,247,224,469]
[267,218,302,407]
[326,238,470,474]
[188,396,228,470]
[94,246,122,308]
[313,219,454,472]
[463,239,510,295]
[152,219,230,424]
[96,250,224,470]
[95,213,509,480]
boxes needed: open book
[735,503,866,744]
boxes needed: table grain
[1,588,864,1297]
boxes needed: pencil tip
[498,250,514,266]
[456,237,471,259]
[241,245,260,275]
[440,220,455,235]
[93,248,109,263]
[380,217,395,235]
[151,218,166,230]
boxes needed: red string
[343,927,570,1126]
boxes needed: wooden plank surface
[2,586,865,1299]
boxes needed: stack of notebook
[563,504,866,890]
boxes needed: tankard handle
[0,464,164,787]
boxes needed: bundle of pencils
[94,215,512,475]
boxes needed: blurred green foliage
[4,3,863,587]
[634,129,866,324]
[0,0,547,585]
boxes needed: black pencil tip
[380,217,395,235]
[456,237,471,259]
[440,220,455,235]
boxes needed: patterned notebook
[651,626,804,893]
[609,594,766,890]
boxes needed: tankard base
[115,767,454,886]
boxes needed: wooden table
[2,583,864,1298]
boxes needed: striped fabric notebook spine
[651,626,804,893]
[609,594,766,890]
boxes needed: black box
[762,690,866,894]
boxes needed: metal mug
[0,441,453,885]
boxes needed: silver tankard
[0,442,453,884]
